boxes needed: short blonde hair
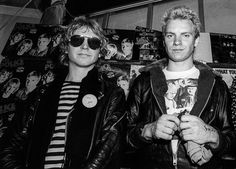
[161,5,201,39]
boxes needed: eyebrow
[165,32,194,35]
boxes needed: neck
[167,58,194,72]
[66,64,95,82]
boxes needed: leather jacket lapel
[190,68,215,117]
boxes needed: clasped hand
[142,114,217,145]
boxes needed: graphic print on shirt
[165,78,198,115]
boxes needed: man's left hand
[179,115,219,148]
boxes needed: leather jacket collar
[140,58,219,117]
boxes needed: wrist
[141,123,154,140]
[206,126,219,149]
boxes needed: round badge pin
[82,94,98,108]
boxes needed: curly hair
[59,16,107,66]
[161,5,201,39]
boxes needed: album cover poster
[209,63,236,128]
[0,57,57,137]
[1,22,65,62]
[134,26,166,62]
[210,32,236,64]
[98,60,131,98]
[129,64,145,87]
[101,28,137,61]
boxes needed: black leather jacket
[126,59,236,169]
[0,67,126,169]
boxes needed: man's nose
[81,38,89,49]
[174,36,182,45]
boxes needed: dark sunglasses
[69,35,101,50]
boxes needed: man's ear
[194,36,200,48]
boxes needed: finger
[156,122,177,137]
[162,115,180,126]
[161,120,178,132]
[158,125,175,135]
[179,121,192,130]
[181,128,192,136]
[168,115,181,126]
[155,130,172,140]
[180,114,197,122]
[181,132,194,141]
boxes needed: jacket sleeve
[126,73,153,149]
[209,78,236,156]
[83,87,126,169]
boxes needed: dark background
[0,0,147,16]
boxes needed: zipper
[110,112,127,130]
[171,139,179,169]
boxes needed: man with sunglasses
[0,16,126,169]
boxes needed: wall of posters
[0,23,65,138]
[1,23,65,63]
[209,64,236,128]
[0,57,57,137]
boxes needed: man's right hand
[141,114,180,140]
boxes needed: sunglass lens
[70,35,84,47]
[88,37,101,50]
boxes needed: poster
[0,57,57,137]
[210,64,236,128]
[98,60,131,98]
[134,26,166,62]
[210,32,236,64]
[102,28,137,61]
[1,23,65,63]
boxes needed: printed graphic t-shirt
[163,66,200,165]
[163,66,200,115]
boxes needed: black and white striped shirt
[44,81,80,169]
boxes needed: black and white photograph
[102,28,136,61]
[1,1,236,169]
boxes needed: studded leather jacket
[0,67,126,169]
[126,59,236,169]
